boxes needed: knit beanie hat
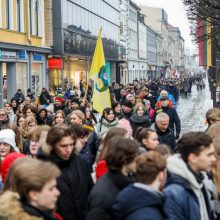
[123,101,133,109]
[0,129,16,151]
[55,96,64,103]
[1,152,26,182]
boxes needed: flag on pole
[90,28,111,113]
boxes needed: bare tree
[182,0,220,54]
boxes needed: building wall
[140,6,169,63]
[44,0,53,47]
[128,2,138,60]
[0,0,45,47]
[138,21,147,59]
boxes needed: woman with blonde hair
[205,108,220,131]
[130,102,150,137]
[0,157,61,219]
[20,116,37,154]
[70,109,85,126]
[26,125,51,158]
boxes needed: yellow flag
[90,28,111,113]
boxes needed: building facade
[119,0,129,84]
[138,14,148,80]
[168,25,186,73]
[140,6,171,75]
[147,26,160,79]
[50,0,121,92]
[0,0,51,105]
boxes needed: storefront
[48,57,91,93]
[0,46,50,107]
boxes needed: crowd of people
[0,74,219,220]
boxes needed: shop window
[16,63,27,95]
[32,63,42,96]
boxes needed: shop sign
[34,54,42,61]
[2,51,17,58]
[19,50,26,59]
[48,58,63,69]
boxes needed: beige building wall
[44,0,53,47]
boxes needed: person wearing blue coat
[113,151,167,220]
[157,89,177,108]
[164,132,215,220]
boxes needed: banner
[90,28,111,113]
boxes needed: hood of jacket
[166,154,210,220]
[167,154,202,190]
[0,191,42,220]
[113,184,164,219]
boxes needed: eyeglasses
[0,114,6,116]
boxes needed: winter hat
[123,101,133,109]
[0,129,16,151]
[1,152,26,182]
[71,98,80,105]
[144,100,151,106]
[55,96,64,103]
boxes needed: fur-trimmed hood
[0,191,42,220]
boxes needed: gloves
[175,134,180,140]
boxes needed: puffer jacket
[113,184,166,220]
[164,154,212,220]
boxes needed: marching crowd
[0,74,219,220]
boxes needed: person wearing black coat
[36,108,52,126]
[39,88,51,106]
[38,124,93,220]
[151,96,181,139]
[151,113,176,151]
[14,89,25,104]
[168,82,179,102]
[87,137,139,220]
[129,103,150,137]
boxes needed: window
[29,0,33,34]
[5,0,10,29]
[17,0,21,31]
[35,0,39,35]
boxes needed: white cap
[0,129,16,151]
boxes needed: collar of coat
[0,191,42,220]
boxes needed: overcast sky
[133,0,196,50]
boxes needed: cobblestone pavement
[177,77,213,134]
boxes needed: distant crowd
[0,74,219,220]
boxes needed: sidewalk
[177,77,213,134]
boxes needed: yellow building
[0,0,51,104]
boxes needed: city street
[177,77,213,134]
